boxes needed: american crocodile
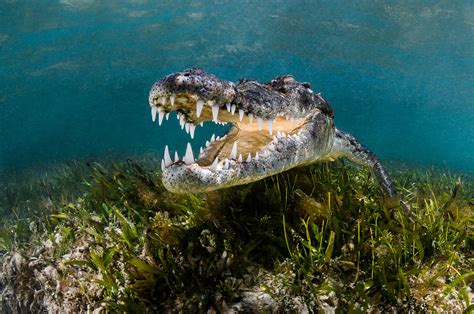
[148,68,397,198]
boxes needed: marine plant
[0,158,472,312]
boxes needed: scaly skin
[148,68,397,198]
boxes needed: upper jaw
[149,68,236,111]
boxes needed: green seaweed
[0,158,472,312]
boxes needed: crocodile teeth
[184,143,194,165]
[179,115,185,129]
[165,113,170,120]
[238,109,244,122]
[209,157,219,171]
[205,140,210,147]
[170,95,175,106]
[151,107,158,122]
[199,147,203,154]
[248,113,253,124]
[211,134,215,142]
[257,117,263,130]
[196,100,204,118]
[189,124,196,139]
[212,104,219,122]
[246,153,251,162]
[160,96,166,105]
[174,151,179,162]
[255,152,259,161]
[223,159,230,170]
[226,103,231,112]
[238,154,242,162]
[158,110,165,126]
[185,122,190,133]
[267,119,273,135]
[164,145,172,167]
[231,104,236,115]
[161,159,165,171]
[230,141,238,159]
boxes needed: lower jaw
[162,127,314,193]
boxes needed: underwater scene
[1,0,473,312]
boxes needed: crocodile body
[148,68,396,197]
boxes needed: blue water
[1,1,473,173]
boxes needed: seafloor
[0,157,472,312]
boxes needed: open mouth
[147,68,333,192]
[149,92,308,172]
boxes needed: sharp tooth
[196,100,204,118]
[230,141,238,159]
[246,153,251,162]
[185,123,190,133]
[238,109,244,122]
[199,147,203,154]
[267,119,273,135]
[200,122,204,127]
[277,131,283,138]
[174,151,179,162]
[248,113,253,123]
[223,159,229,169]
[158,110,165,126]
[209,157,219,171]
[151,107,157,122]
[170,95,175,106]
[255,152,259,161]
[179,115,185,129]
[161,159,165,171]
[165,113,170,120]
[160,96,166,105]
[164,145,172,167]
[226,103,231,112]
[216,136,220,141]
[184,143,194,165]
[212,104,219,122]
[205,140,210,147]
[177,113,180,120]
[211,134,215,142]
[273,135,277,141]
[189,124,196,139]
[257,117,263,130]
[238,154,242,162]
[231,104,236,115]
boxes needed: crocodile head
[149,68,335,193]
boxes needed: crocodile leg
[330,129,397,198]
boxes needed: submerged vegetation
[0,158,472,312]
